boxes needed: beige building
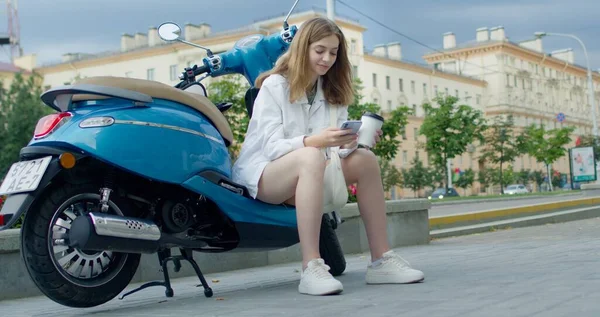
[418,27,600,196]
[0,60,33,88]
[26,10,600,198]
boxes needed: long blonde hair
[255,17,354,106]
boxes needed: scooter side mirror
[158,22,182,41]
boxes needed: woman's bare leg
[341,149,390,260]
[256,147,326,268]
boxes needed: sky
[1,0,599,71]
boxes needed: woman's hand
[374,129,383,145]
[341,139,358,149]
[304,127,357,148]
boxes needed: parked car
[428,187,460,200]
[504,184,529,195]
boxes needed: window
[445,88,449,96]
[387,100,392,112]
[414,127,418,141]
[373,98,379,105]
[412,104,417,115]
[401,127,407,140]
[125,71,133,78]
[352,66,358,78]
[386,76,390,90]
[372,73,377,87]
[403,150,408,166]
[169,65,178,81]
[350,39,357,54]
[476,94,481,105]
[455,89,459,97]
[423,83,427,95]
[434,85,438,96]
[147,68,155,81]
[399,79,404,92]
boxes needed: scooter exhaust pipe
[69,212,162,254]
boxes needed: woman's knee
[353,149,379,167]
[296,147,326,172]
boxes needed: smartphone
[340,120,362,134]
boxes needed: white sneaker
[366,250,425,284]
[298,258,344,295]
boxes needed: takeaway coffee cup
[357,112,384,148]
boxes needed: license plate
[0,156,52,195]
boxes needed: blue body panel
[29,97,299,228]
[182,175,297,227]
[29,98,231,184]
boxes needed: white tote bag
[322,105,349,213]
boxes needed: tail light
[34,112,72,139]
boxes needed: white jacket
[231,74,357,198]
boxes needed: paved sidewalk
[3,218,600,317]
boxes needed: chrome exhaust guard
[89,212,161,241]
[69,212,162,254]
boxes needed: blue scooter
[0,0,346,308]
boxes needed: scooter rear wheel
[319,213,346,276]
[21,182,141,308]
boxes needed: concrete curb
[0,199,431,301]
[430,205,600,239]
[429,197,600,229]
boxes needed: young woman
[232,17,424,296]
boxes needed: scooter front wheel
[319,213,346,276]
[20,182,141,308]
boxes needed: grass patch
[430,191,578,203]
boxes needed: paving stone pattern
[3,217,600,317]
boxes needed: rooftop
[424,27,600,76]
[0,61,28,74]
[38,8,365,68]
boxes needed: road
[429,193,584,217]
[3,217,599,316]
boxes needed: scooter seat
[71,76,234,146]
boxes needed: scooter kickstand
[119,249,175,300]
[118,248,213,300]
[181,248,213,298]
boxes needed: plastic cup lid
[362,112,384,122]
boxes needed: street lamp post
[534,32,598,137]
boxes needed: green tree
[480,115,522,194]
[419,95,487,191]
[207,75,250,159]
[455,168,475,196]
[348,78,411,162]
[529,170,545,192]
[0,73,54,176]
[490,166,515,188]
[519,124,575,191]
[428,161,446,189]
[402,156,430,197]
[379,158,402,193]
[478,168,493,193]
[515,169,531,185]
